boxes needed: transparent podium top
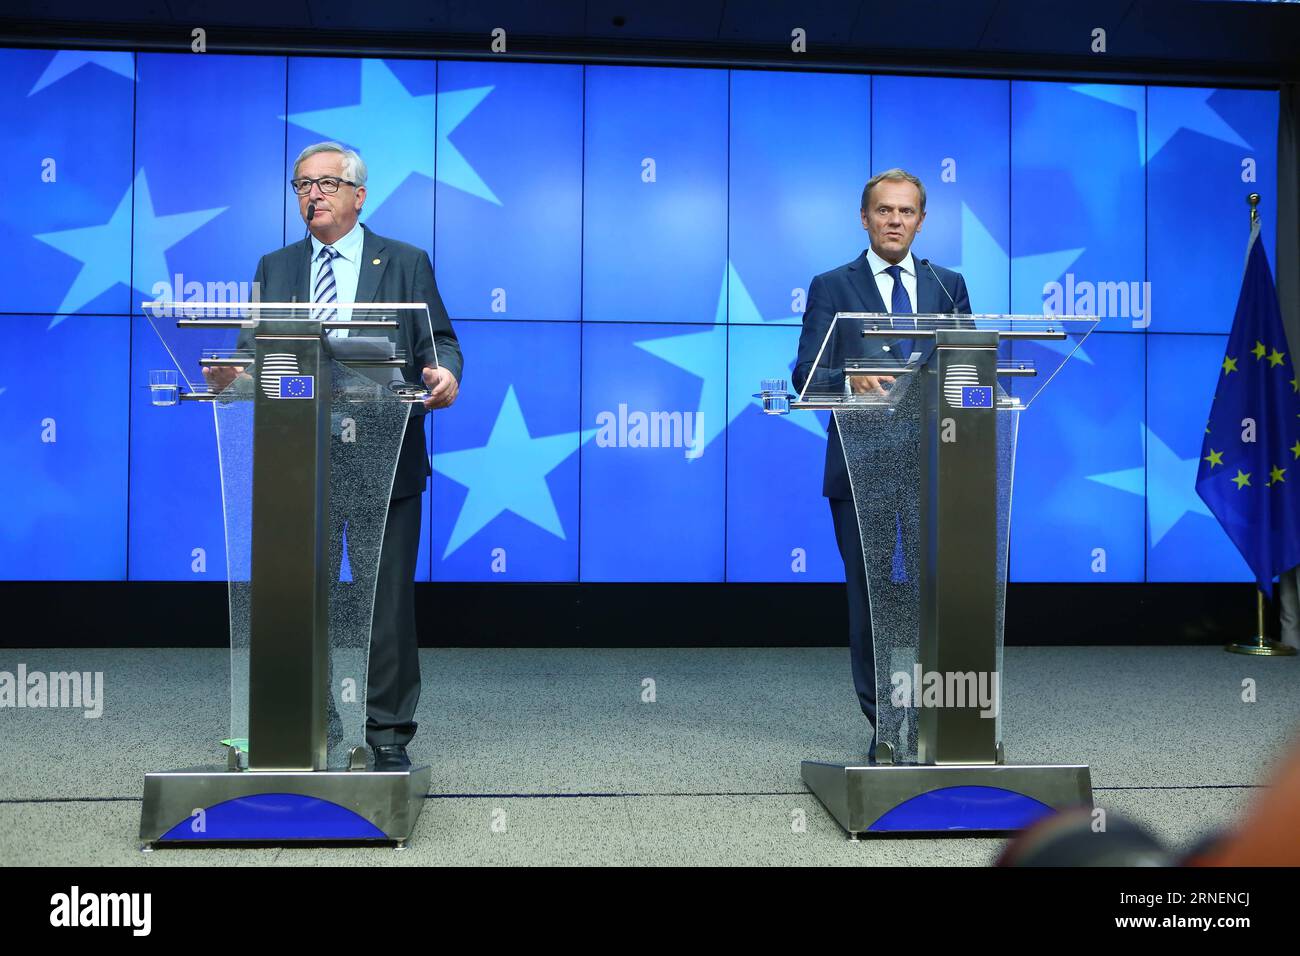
[142,300,442,402]
[791,312,1098,411]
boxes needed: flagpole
[1224,193,1296,657]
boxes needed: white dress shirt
[864,246,918,325]
[309,221,364,333]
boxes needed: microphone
[305,201,316,237]
[920,258,957,310]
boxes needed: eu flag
[1196,224,1300,596]
[279,375,314,400]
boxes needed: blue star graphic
[433,385,594,558]
[284,60,499,211]
[1071,85,1249,165]
[436,84,501,206]
[951,202,1092,365]
[635,263,825,459]
[33,169,226,328]
[1086,425,1210,548]
[28,51,135,96]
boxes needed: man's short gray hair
[861,168,926,213]
[293,142,368,187]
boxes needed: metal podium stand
[139,301,438,846]
[763,312,1098,835]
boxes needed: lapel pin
[372,258,381,265]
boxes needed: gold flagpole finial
[1248,192,1261,224]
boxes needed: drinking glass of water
[150,369,179,406]
[760,378,789,415]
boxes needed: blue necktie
[885,264,914,362]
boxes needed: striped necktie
[314,245,340,327]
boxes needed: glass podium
[762,312,1098,835]
[138,300,440,846]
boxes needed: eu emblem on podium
[279,375,314,399]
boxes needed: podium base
[139,765,432,846]
[801,761,1092,836]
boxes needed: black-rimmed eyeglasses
[290,176,358,195]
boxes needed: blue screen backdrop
[0,47,1275,585]
[581,321,727,581]
[729,70,872,326]
[431,320,583,581]
[872,76,1012,315]
[436,61,584,323]
[583,66,728,325]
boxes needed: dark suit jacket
[792,249,971,500]
[245,223,463,499]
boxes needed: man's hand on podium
[202,365,248,393]
[422,366,459,410]
[851,374,894,395]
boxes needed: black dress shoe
[372,744,411,772]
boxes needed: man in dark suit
[792,168,970,760]
[207,142,462,771]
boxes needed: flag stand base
[1226,637,1296,657]
[1225,590,1297,656]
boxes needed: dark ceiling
[1,1,1297,85]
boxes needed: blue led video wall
[1,50,1277,585]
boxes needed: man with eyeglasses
[208,141,462,772]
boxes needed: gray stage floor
[2,646,1296,866]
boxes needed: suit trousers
[327,477,423,749]
[364,492,423,747]
[830,496,876,725]
[1280,565,1300,650]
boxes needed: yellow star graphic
[1269,465,1286,485]
[1267,349,1286,368]
[1203,449,1224,468]
[1292,439,1300,460]
[1222,356,1238,374]
[1231,469,1251,489]
[1251,341,1267,359]
[1291,375,1299,393]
